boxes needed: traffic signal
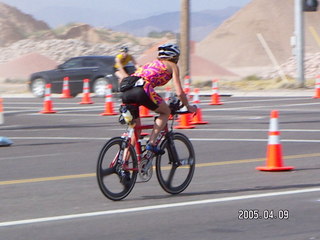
[303,0,318,11]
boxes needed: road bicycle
[96,97,196,201]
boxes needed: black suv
[28,56,135,98]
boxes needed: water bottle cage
[118,104,140,125]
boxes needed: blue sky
[1,0,252,26]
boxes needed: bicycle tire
[97,137,138,201]
[155,132,195,194]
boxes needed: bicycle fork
[166,132,181,167]
[166,132,191,166]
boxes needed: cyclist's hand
[187,104,197,113]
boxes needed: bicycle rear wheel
[97,137,138,201]
[155,132,195,194]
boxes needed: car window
[62,58,83,69]
[83,59,99,67]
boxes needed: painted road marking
[4,135,320,143]
[0,187,320,227]
[0,153,60,161]
[1,152,320,186]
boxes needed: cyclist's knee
[156,103,170,117]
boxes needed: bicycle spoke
[100,166,116,177]
[166,165,178,188]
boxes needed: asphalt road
[0,94,320,240]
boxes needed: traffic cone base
[256,166,294,171]
[79,97,94,104]
[40,101,56,113]
[256,145,294,171]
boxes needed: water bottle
[122,110,133,123]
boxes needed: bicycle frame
[123,119,169,164]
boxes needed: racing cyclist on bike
[114,46,139,86]
[121,43,197,154]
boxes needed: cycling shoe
[146,144,165,155]
[119,170,131,188]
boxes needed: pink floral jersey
[132,60,172,105]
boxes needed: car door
[58,58,88,95]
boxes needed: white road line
[182,128,320,132]
[1,187,319,227]
[189,138,320,143]
[6,136,320,143]
[2,127,319,133]
[0,154,61,161]
[8,137,109,140]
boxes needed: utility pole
[295,0,305,87]
[180,0,190,79]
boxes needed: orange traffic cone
[140,105,153,118]
[60,76,72,98]
[40,84,57,114]
[174,113,195,129]
[101,84,117,116]
[313,75,320,99]
[79,79,94,104]
[209,79,223,105]
[190,88,208,125]
[256,110,294,171]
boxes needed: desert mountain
[0,2,163,48]
[196,0,320,76]
[0,3,50,46]
[112,7,239,41]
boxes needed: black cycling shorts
[122,87,158,111]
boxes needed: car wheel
[93,78,108,97]
[31,78,46,97]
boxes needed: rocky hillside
[196,0,320,77]
[0,2,173,80]
[0,3,50,47]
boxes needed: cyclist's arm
[170,62,196,112]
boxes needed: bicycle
[96,97,196,201]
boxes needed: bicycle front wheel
[97,137,138,201]
[155,132,195,194]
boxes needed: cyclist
[114,46,139,86]
[121,43,197,154]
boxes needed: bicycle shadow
[139,182,320,200]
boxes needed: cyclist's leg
[148,102,170,145]
[122,86,168,147]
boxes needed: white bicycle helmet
[158,43,180,59]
